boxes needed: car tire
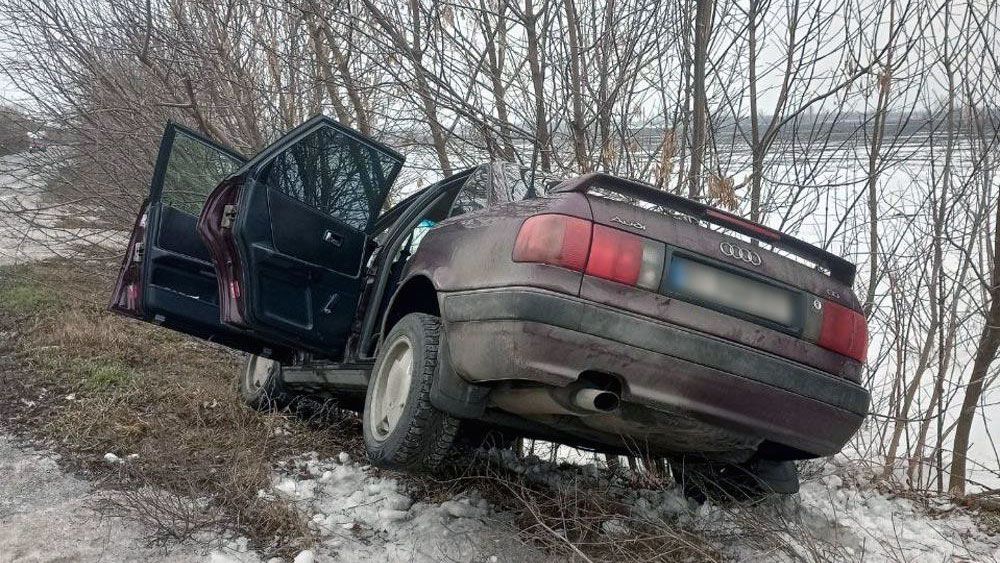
[238,355,288,410]
[363,313,460,472]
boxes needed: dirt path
[0,434,211,563]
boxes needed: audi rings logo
[719,241,762,266]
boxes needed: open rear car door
[198,115,404,359]
[110,123,294,361]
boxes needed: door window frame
[148,122,246,205]
[357,169,475,358]
[237,116,405,235]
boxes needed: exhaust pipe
[490,384,620,416]
[571,387,620,412]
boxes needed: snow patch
[264,452,537,562]
[621,456,1000,562]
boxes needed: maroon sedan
[111,116,869,497]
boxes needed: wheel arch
[381,274,441,340]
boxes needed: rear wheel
[671,457,799,503]
[363,313,460,472]
[238,355,288,410]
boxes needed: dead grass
[0,259,361,558]
[496,477,721,561]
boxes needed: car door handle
[322,230,343,247]
[321,292,340,314]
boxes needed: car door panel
[109,200,149,318]
[267,188,367,276]
[157,205,213,260]
[109,123,294,361]
[232,169,364,349]
[199,115,405,358]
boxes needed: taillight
[513,214,592,270]
[818,300,868,362]
[585,225,642,285]
[585,225,664,289]
[514,215,665,290]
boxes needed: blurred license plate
[667,256,795,325]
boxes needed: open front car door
[109,123,294,361]
[198,115,405,359]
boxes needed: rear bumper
[440,287,870,457]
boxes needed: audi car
[110,116,870,497]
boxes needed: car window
[392,179,466,260]
[447,164,553,219]
[161,131,243,215]
[257,124,402,230]
[499,164,551,202]
[447,165,491,217]
[405,219,436,253]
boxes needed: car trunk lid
[551,173,867,370]
[554,173,858,300]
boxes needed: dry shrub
[412,448,889,562]
[408,450,724,563]
[482,465,869,563]
[973,497,1000,535]
[701,500,862,562]
[708,174,737,210]
[501,479,719,561]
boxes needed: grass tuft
[0,283,61,315]
[77,359,137,390]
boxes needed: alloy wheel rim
[368,336,414,441]
[248,356,275,390]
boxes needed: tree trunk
[524,0,551,172]
[949,117,1000,494]
[564,0,589,172]
[687,0,713,199]
[949,298,1000,494]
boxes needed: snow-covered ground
[245,452,542,562]
[4,435,997,562]
[693,459,999,562]
[493,449,999,562]
[212,448,997,562]
[0,432,537,563]
[0,435,211,562]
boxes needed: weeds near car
[0,260,736,562]
[5,260,992,562]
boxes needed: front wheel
[363,313,460,472]
[238,355,288,410]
